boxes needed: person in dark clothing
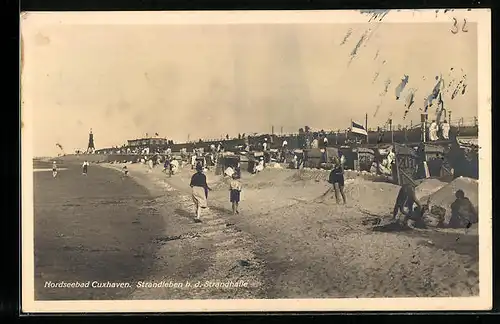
[392,183,424,225]
[328,157,346,204]
[190,165,212,222]
[163,158,170,174]
[449,189,478,228]
[234,162,241,179]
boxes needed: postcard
[21,9,492,313]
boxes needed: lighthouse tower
[87,128,95,154]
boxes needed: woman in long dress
[190,164,212,223]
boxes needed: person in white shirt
[82,161,89,176]
[52,161,58,178]
[255,157,265,172]
[323,136,328,147]
[282,140,288,148]
[263,139,268,151]
[441,120,451,140]
[429,120,439,141]
[191,154,197,169]
[311,138,319,149]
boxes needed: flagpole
[365,113,369,144]
[349,119,352,143]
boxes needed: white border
[21,9,492,313]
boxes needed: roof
[393,143,417,157]
[128,137,168,142]
[457,137,479,147]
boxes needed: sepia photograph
[21,9,492,312]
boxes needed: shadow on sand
[174,208,195,220]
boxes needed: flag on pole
[351,121,368,136]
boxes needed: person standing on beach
[229,173,242,215]
[328,157,346,204]
[82,160,89,176]
[52,161,58,178]
[190,164,212,223]
[163,157,170,174]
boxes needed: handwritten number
[462,18,468,32]
[451,17,468,34]
[451,18,459,34]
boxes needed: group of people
[51,160,89,178]
[391,182,477,228]
[428,119,451,141]
[190,163,243,222]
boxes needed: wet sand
[34,160,164,300]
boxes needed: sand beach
[50,160,479,299]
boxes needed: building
[127,137,170,148]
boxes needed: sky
[22,21,478,156]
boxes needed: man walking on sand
[82,160,89,176]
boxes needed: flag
[351,121,368,136]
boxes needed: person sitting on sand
[190,164,212,223]
[255,157,265,173]
[122,165,129,176]
[52,161,58,178]
[224,166,235,178]
[229,173,242,215]
[392,183,424,225]
[82,160,89,176]
[449,189,478,228]
[328,157,346,204]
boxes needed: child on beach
[52,161,57,178]
[82,160,89,176]
[229,173,242,214]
